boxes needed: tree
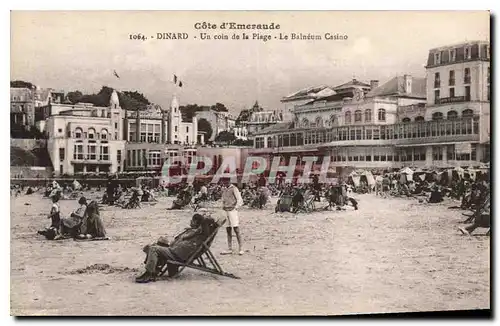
[197,118,213,140]
[75,86,151,111]
[233,138,253,147]
[214,130,236,145]
[211,102,228,112]
[11,80,34,89]
[66,90,83,104]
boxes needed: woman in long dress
[79,200,107,239]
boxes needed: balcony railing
[254,118,481,149]
[72,154,110,162]
[436,96,467,104]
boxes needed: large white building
[249,40,490,173]
[46,90,126,175]
[123,95,201,172]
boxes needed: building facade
[249,40,490,173]
[46,90,125,175]
[196,108,237,142]
[123,95,202,172]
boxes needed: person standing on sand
[220,179,244,255]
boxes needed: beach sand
[10,192,490,315]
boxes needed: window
[88,128,96,139]
[449,49,456,62]
[464,68,471,84]
[449,70,455,86]
[255,137,264,148]
[415,116,424,122]
[100,146,109,161]
[434,89,440,104]
[465,86,471,101]
[354,110,362,122]
[364,109,372,122]
[485,45,490,59]
[59,148,65,161]
[114,122,118,129]
[447,110,458,120]
[434,52,441,65]
[101,129,108,140]
[58,128,62,133]
[74,145,84,160]
[487,67,490,84]
[186,126,189,133]
[302,118,309,128]
[402,117,411,123]
[449,88,455,98]
[117,150,122,163]
[174,126,178,132]
[465,46,471,59]
[345,111,351,124]
[434,72,440,88]
[378,109,386,121]
[432,112,443,120]
[462,109,473,118]
[432,147,443,161]
[186,136,189,143]
[88,145,97,160]
[315,116,323,128]
[132,150,136,166]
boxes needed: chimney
[370,80,379,89]
[404,74,412,94]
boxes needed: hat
[78,196,87,205]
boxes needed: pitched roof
[366,76,426,99]
[281,85,333,102]
[253,122,294,135]
[333,79,370,90]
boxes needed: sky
[10,11,489,115]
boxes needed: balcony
[72,154,111,163]
[435,96,468,105]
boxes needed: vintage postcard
[10,11,490,316]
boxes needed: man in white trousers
[220,179,244,255]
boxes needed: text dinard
[194,22,281,30]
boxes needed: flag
[173,74,183,87]
[113,70,120,79]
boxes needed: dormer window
[465,46,471,59]
[434,52,441,65]
[449,49,456,62]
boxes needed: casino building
[249,40,490,175]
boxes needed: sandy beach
[10,192,490,316]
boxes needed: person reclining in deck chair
[459,193,490,236]
[123,188,141,209]
[136,213,217,283]
[168,185,193,210]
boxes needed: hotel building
[46,90,126,175]
[249,40,490,174]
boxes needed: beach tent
[362,170,376,187]
[400,167,413,182]
[72,179,82,190]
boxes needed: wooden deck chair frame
[159,218,240,279]
[298,195,315,213]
